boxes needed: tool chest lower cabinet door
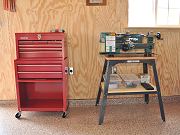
[18,72,63,79]
[18,82,64,111]
[17,64,62,72]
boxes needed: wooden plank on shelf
[101,82,157,94]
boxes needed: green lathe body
[99,32,160,55]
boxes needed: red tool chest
[14,32,68,118]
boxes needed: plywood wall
[0,6,17,100]
[0,0,127,100]
[0,0,180,100]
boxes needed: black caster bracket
[62,111,68,118]
[62,101,69,118]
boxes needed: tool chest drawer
[17,64,62,72]
[15,32,67,59]
[15,60,63,65]
[15,60,63,72]
[19,51,62,58]
[18,41,63,58]
[18,72,63,79]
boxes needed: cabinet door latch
[65,67,69,74]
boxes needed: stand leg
[96,60,107,106]
[144,94,149,104]
[143,63,149,104]
[99,61,112,125]
[95,87,102,106]
[152,61,165,121]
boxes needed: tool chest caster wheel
[15,112,21,119]
[62,112,67,118]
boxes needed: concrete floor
[0,101,180,135]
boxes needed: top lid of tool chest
[15,32,65,41]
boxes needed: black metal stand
[96,57,165,125]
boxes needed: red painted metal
[14,32,68,113]
[17,64,62,72]
[3,0,16,12]
[3,0,8,10]
[18,72,63,79]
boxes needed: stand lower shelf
[101,83,157,95]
